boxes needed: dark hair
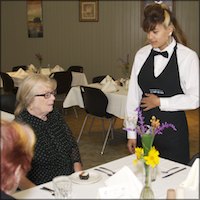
[142,3,187,46]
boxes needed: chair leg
[73,106,78,118]
[88,116,95,134]
[77,114,89,143]
[100,118,115,155]
[110,117,116,139]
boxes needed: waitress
[125,3,199,164]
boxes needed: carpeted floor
[64,107,199,170]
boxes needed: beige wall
[1,1,199,82]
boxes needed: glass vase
[140,164,154,199]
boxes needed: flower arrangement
[35,53,43,66]
[126,107,177,199]
[132,107,177,168]
[118,54,130,78]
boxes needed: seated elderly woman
[14,74,82,189]
[1,120,35,199]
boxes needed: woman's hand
[74,162,82,172]
[127,139,137,154]
[140,93,160,111]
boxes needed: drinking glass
[53,176,72,199]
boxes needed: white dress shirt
[125,37,199,139]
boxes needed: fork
[94,168,112,176]
[161,166,179,173]
[99,166,116,175]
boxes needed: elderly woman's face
[30,85,55,115]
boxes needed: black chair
[0,72,17,94]
[12,65,28,72]
[50,70,72,95]
[50,70,78,117]
[68,66,83,73]
[188,152,199,166]
[77,86,116,154]
[0,93,16,114]
[92,75,115,83]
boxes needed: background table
[12,155,198,199]
[63,83,128,119]
[6,69,88,88]
[0,111,15,121]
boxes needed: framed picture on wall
[79,0,99,22]
[27,0,43,38]
[141,0,175,25]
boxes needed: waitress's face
[147,24,173,50]
[30,85,55,116]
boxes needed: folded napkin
[179,158,199,190]
[28,64,37,72]
[51,65,64,73]
[98,166,143,199]
[14,68,28,76]
[100,75,114,85]
[101,81,117,93]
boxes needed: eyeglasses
[35,90,56,99]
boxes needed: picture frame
[79,0,99,22]
[141,0,175,25]
[27,0,43,38]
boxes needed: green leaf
[141,134,154,156]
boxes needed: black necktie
[152,50,168,58]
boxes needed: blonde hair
[142,3,187,46]
[14,74,57,116]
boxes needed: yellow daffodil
[144,146,160,168]
[133,147,144,165]
[135,147,144,159]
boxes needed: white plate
[69,171,102,185]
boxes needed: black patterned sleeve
[55,109,82,164]
[66,124,82,164]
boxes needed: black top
[15,108,81,185]
[137,45,190,165]
[1,190,16,200]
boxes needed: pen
[162,167,187,178]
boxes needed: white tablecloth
[12,155,198,199]
[6,69,88,88]
[63,83,128,119]
[71,72,88,86]
[0,111,15,121]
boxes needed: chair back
[50,70,72,94]
[12,65,28,72]
[0,72,15,93]
[80,86,112,118]
[188,152,200,166]
[68,66,83,73]
[0,93,16,114]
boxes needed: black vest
[137,44,189,164]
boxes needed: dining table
[12,154,198,199]
[6,68,88,88]
[63,83,128,119]
[0,110,15,121]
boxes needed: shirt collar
[153,37,176,57]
